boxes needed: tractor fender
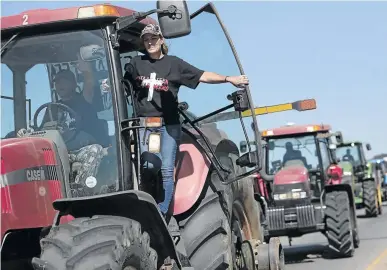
[325,183,355,210]
[232,179,262,242]
[173,138,238,216]
[1,227,43,261]
[52,190,181,268]
[215,139,240,157]
[361,177,375,183]
[216,139,263,242]
[325,183,358,229]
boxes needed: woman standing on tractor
[125,23,249,219]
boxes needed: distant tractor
[255,124,359,258]
[367,158,387,203]
[336,142,383,217]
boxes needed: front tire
[31,215,159,270]
[325,191,355,258]
[363,180,378,217]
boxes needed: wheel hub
[232,219,254,269]
[257,238,285,270]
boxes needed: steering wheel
[33,102,80,143]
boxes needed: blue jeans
[138,121,182,214]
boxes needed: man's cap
[140,24,163,39]
[53,69,76,83]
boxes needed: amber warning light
[292,99,317,111]
[77,5,120,18]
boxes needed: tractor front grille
[267,204,317,231]
[267,207,285,230]
[296,205,316,228]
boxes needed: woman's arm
[177,56,249,89]
[199,71,249,87]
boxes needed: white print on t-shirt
[147,73,157,101]
[136,74,169,101]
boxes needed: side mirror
[366,143,372,151]
[157,0,191,38]
[236,151,259,168]
[240,141,247,153]
[335,132,343,144]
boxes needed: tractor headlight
[274,193,289,200]
[291,189,307,199]
[274,189,307,200]
[279,193,288,200]
[292,192,301,199]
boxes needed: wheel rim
[232,219,247,269]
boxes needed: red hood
[274,165,309,185]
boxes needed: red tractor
[255,124,359,258]
[1,1,285,269]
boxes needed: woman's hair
[161,42,169,55]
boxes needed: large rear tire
[31,215,160,270]
[178,178,234,269]
[363,180,378,217]
[325,191,355,258]
[178,152,244,270]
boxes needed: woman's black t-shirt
[125,54,204,125]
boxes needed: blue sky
[1,0,387,159]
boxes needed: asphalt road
[282,203,387,270]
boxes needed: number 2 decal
[22,14,28,25]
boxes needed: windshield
[336,145,361,167]
[267,135,319,174]
[164,4,259,177]
[1,29,135,196]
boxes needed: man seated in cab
[41,56,110,185]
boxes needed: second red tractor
[255,123,360,258]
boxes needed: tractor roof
[337,141,363,147]
[0,3,156,31]
[261,124,331,138]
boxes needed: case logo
[26,167,45,181]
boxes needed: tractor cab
[262,124,340,203]
[336,141,371,178]
[368,158,387,201]
[1,27,136,200]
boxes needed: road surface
[282,203,387,270]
